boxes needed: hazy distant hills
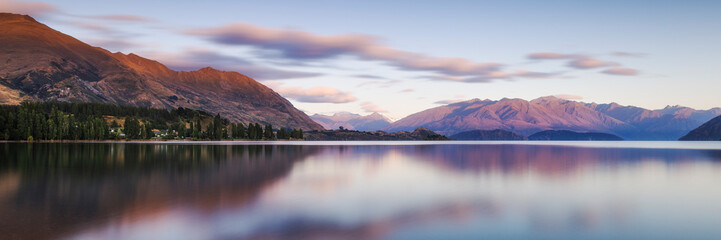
[450,129,527,140]
[305,127,446,141]
[679,115,721,140]
[0,13,322,130]
[384,96,721,140]
[311,112,392,131]
[528,130,623,141]
[589,103,721,140]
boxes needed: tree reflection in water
[1,143,720,240]
[0,143,320,240]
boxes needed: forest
[0,102,303,141]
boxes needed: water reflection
[0,143,720,240]
[0,143,320,240]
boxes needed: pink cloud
[527,52,579,60]
[360,101,388,113]
[184,23,504,78]
[140,48,320,80]
[601,67,638,76]
[568,58,618,69]
[0,0,58,18]
[399,89,414,93]
[611,52,646,57]
[86,38,148,51]
[514,70,561,79]
[91,14,151,22]
[276,87,356,103]
[528,52,640,74]
[434,99,465,104]
[553,94,583,100]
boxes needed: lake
[2,141,721,240]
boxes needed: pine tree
[140,124,148,139]
[213,114,223,140]
[145,124,154,139]
[264,124,274,140]
[124,117,140,139]
[238,123,246,139]
[192,118,201,139]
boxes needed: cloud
[141,48,321,80]
[434,99,465,104]
[86,38,148,51]
[360,101,388,113]
[88,14,151,22]
[529,52,638,73]
[611,52,646,58]
[601,67,638,76]
[356,79,401,88]
[399,88,414,93]
[184,23,505,78]
[553,94,583,100]
[426,69,559,82]
[0,0,58,18]
[353,74,386,79]
[276,87,356,103]
[426,73,506,83]
[567,58,618,69]
[62,20,116,33]
[527,52,579,60]
[514,70,562,79]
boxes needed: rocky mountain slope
[0,13,322,130]
[384,96,719,140]
[311,112,392,131]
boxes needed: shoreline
[2,140,721,150]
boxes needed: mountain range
[310,112,392,131]
[0,13,322,130]
[383,96,721,140]
[2,13,718,140]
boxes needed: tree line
[0,102,303,141]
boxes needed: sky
[2,0,721,120]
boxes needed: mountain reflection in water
[1,142,720,240]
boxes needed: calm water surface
[1,141,721,240]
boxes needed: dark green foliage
[255,123,263,139]
[230,123,247,139]
[291,128,304,139]
[144,124,154,139]
[124,117,140,139]
[264,124,274,140]
[0,102,305,141]
[0,102,111,140]
[277,128,290,139]
[247,123,264,140]
[0,102,214,141]
[192,118,201,139]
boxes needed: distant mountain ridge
[0,13,323,130]
[450,129,527,140]
[384,96,720,140]
[304,127,446,141]
[528,130,623,141]
[311,112,392,131]
[679,115,721,141]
